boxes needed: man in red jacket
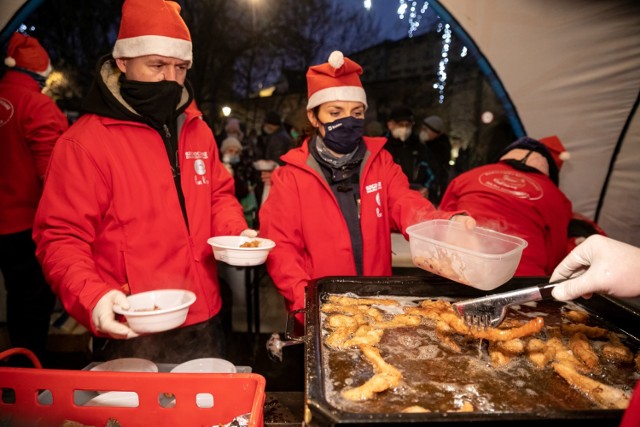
[0,32,68,365]
[33,0,254,363]
[259,51,474,327]
[440,136,573,276]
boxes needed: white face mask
[222,153,240,164]
[391,126,412,142]
[419,130,430,143]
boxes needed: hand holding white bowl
[240,229,258,238]
[92,289,138,339]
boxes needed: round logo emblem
[478,170,544,200]
[194,159,206,176]
[0,97,14,127]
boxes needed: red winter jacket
[0,70,68,234]
[33,103,247,335]
[440,162,572,276]
[259,137,463,314]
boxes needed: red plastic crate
[0,367,265,426]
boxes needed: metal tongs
[452,280,563,329]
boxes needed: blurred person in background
[365,120,384,137]
[255,110,293,206]
[220,136,259,227]
[440,136,572,276]
[419,115,452,205]
[32,0,254,363]
[259,51,475,329]
[0,32,69,365]
[384,106,419,181]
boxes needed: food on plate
[133,304,161,312]
[240,239,261,248]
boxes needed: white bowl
[113,289,197,334]
[207,236,275,267]
[406,220,528,290]
[170,358,237,374]
[84,391,139,407]
[90,358,158,373]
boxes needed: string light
[396,1,429,37]
[360,1,466,103]
[436,22,451,103]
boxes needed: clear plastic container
[406,220,528,290]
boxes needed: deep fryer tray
[304,275,640,426]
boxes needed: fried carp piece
[321,303,385,322]
[564,309,590,323]
[343,325,385,347]
[341,344,403,401]
[562,323,608,338]
[526,338,557,368]
[439,312,544,342]
[401,405,431,413]
[325,326,358,349]
[370,314,422,329]
[552,362,631,409]
[569,332,601,373]
[406,300,544,342]
[545,336,592,374]
[405,299,452,320]
[489,339,525,367]
[327,295,400,306]
[435,320,461,353]
[453,401,474,412]
[602,332,634,363]
[326,313,366,329]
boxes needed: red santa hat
[539,135,571,170]
[306,51,367,110]
[112,0,192,67]
[4,32,52,77]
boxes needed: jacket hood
[81,55,193,123]
[282,136,388,168]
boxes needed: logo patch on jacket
[365,181,382,194]
[0,97,14,127]
[478,170,543,201]
[186,151,209,185]
[364,181,383,218]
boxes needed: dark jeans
[92,315,227,364]
[0,229,56,363]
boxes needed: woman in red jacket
[258,51,473,324]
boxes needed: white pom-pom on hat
[328,51,344,69]
[4,57,16,68]
[559,151,571,161]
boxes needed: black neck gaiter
[119,77,183,129]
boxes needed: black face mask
[320,116,364,154]
[120,78,183,127]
